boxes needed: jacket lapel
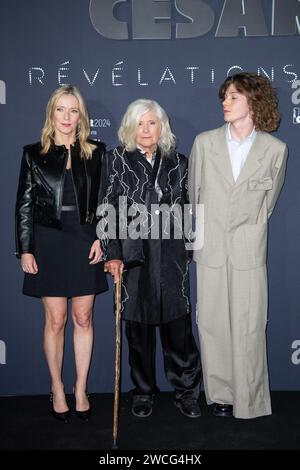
[210,126,265,188]
[210,125,235,186]
[126,149,153,176]
[234,132,264,187]
[158,152,175,190]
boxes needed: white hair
[118,99,176,156]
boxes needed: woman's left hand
[88,240,103,264]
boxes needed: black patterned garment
[97,146,193,324]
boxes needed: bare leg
[42,296,68,413]
[71,295,95,412]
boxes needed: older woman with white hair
[98,99,202,419]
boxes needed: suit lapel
[210,126,266,188]
[211,125,235,186]
[234,132,264,187]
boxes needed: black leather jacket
[15,140,105,257]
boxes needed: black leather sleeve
[15,147,35,258]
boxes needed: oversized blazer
[188,125,288,270]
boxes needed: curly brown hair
[218,72,281,132]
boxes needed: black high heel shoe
[74,388,92,421]
[50,392,70,423]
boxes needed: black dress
[23,169,108,298]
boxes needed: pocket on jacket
[35,195,54,207]
[231,223,267,270]
[33,166,53,194]
[121,238,145,268]
[249,177,273,191]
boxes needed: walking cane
[112,270,122,450]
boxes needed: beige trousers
[196,262,272,419]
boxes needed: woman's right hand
[21,253,38,274]
[105,259,124,283]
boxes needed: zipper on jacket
[83,156,93,223]
[70,167,81,222]
[69,146,81,222]
[33,167,52,194]
[58,148,69,218]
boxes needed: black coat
[15,140,105,257]
[98,146,192,324]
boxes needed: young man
[189,73,288,419]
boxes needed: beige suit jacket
[188,125,288,270]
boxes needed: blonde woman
[15,85,108,422]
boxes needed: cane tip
[111,440,118,450]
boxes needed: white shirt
[226,124,257,182]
